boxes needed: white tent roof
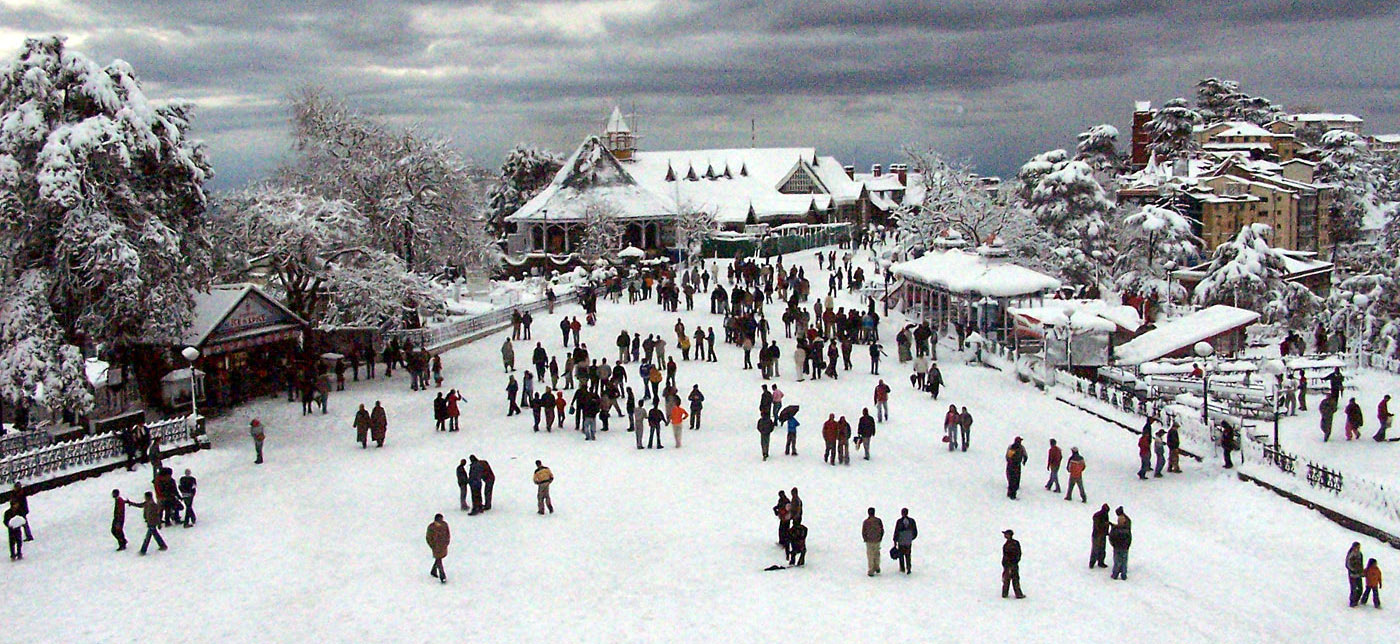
[892,249,1061,298]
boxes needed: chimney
[844,165,854,179]
[872,163,882,177]
[895,163,908,186]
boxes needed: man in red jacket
[1044,439,1062,493]
[1375,395,1393,442]
[1136,431,1152,480]
[822,414,840,466]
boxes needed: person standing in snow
[129,491,167,555]
[927,364,944,400]
[433,392,448,432]
[774,491,791,548]
[873,380,890,422]
[1044,439,1062,493]
[857,409,876,460]
[1320,394,1338,442]
[1001,529,1025,599]
[893,508,917,574]
[1152,430,1167,478]
[353,404,371,448]
[688,385,705,430]
[787,519,808,567]
[784,415,800,456]
[1166,423,1182,473]
[1220,421,1238,468]
[110,489,129,551]
[822,414,840,465]
[4,501,22,560]
[501,338,515,372]
[456,459,470,511]
[1362,558,1383,609]
[533,461,554,515]
[178,469,197,527]
[480,458,496,511]
[446,390,462,432]
[1344,398,1364,441]
[862,508,884,576]
[1136,428,1152,480]
[669,403,688,448]
[1375,395,1393,441]
[1109,507,1132,580]
[1005,437,1028,499]
[426,514,450,584]
[1347,542,1366,607]
[943,405,960,452]
[370,401,388,447]
[467,455,485,515]
[868,342,885,375]
[9,482,32,542]
[757,414,775,460]
[249,419,265,464]
[1090,503,1111,569]
[1064,447,1086,502]
[958,406,973,451]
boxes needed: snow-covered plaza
[7,249,1394,642]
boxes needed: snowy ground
[1270,367,1400,491]
[8,248,1396,642]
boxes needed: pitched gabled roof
[504,137,671,222]
[606,106,631,133]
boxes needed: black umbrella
[777,405,800,422]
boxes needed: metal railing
[389,290,579,351]
[0,431,54,459]
[0,415,199,485]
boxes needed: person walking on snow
[823,414,840,465]
[1065,448,1086,502]
[129,491,167,555]
[959,406,973,451]
[1348,542,1366,607]
[1153,430,1167,477]
[426,514,450,584]
[757,414,775,460]
[533,461,554,515]
[1044,439,1062,493]
[893,508,917,574]
[857,409,875,460]
[249,419,266,464]
[862,508,884,576]
[874,380,890,422]
[1136,428,1152,480]
[1001,530,1025,599]
[1362,557,1383,609]
[943,405,960,452]
[1375,395,1393,441]
[785,414,801,456]
[1005,437,1028,499]
[353,404,371,448]
[501,338,515,372]
[1345,398,1364,441]
[370,401,388,447]
[178,469,197,527]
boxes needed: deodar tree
[0,36,213,416]
[1024,158,1117,288]
[1194,223,1315,325]
[1113,204,1201,305]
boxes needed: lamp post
[1259,358,1286,451]
[1195,341,1214,426]
[1351,293,1370,368]
[181,347,201,423]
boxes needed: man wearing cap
[249,419,265,464]
[1001,529,1024,599]
[1005,437,1028,499]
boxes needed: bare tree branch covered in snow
[673,203,718,264]
[280,87,498,275]
[0,36,213,413]
[211,186,441,329]
[898,150,1014,251]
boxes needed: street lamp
[1195,341,1214,426]
[1351,293,1370,368]
[1259,358,1286,451]
[181,347,200,422]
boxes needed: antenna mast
[750,118,756,148]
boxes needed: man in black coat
[455,459,470,511]
[467,455,485,514]
[1005,437,1028,499]
[1001,529,1024,598]
[1090,503,1111,568]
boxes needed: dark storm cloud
[6,0,1398,186]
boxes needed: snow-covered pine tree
[0,36,213,415]
[1316,130,1392,244]
[487,145,563,234]
[1193,223,1315,325]
[1145,98,1202,160]
[1025,159,1118,287]
[1015,149,1068,202]
[1194,78,1281,126]
[1074,124,1123,184]
[1113,204,1201,305]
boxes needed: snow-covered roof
[1373,134,1400,144]
[505,137,672,222]
[1114,305,1260,365]
[628,147,850,224]
[1010,300,1141,334]
[181,284,308,348]
[1283,113,1362,124]
[1212,122,1273,138]
[892,249,1061,298]
[606,107,630,134]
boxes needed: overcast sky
[5,0,1398,189]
